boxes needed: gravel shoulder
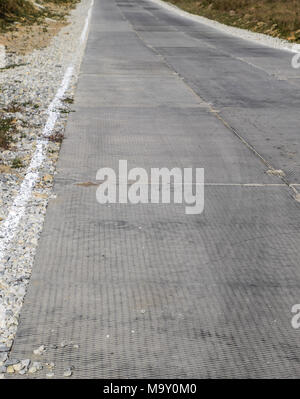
[155,0,300,53]
[0,0,93,377]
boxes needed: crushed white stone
[33,345,46,356]
[63,368,73,377]
[0,0,93,361]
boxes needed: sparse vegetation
[0,0,79,32]
[0,0,41,30]
[11,157,23,168]
[63,96,74,104]
[58,107,74,113]
[3,102,23,113]
[0,117,14,149]
[48,132,64,143]
[0,63,29,71]
[166,0,300,41]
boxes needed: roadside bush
[0,0,38,20]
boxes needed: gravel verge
[153,0,300,53]
[0,0,93,378]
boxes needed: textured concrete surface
[9,0,300,378]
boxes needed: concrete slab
[75,75,204,107]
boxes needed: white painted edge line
[149,0,300,54]
[80,0,94,44]
[43,65,74,138]
[0,65,73,264]
[0,0,94,265]
[0,44,5,69]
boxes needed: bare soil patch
[0,0,79,54]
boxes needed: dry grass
[0,1,80,53]
[0,0,79,31]
[0,0,37,18]
[166,0,300,41]
[0,0,41,29]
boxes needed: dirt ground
[0,1,77,54]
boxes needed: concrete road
[10,0,300,378]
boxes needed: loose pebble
[0,0,90,355]
[6,365,14,374]
[33,345,46,355]
[28,366,37,374]
[18,369,27,375]
[4,359,19,367]
[21,359,31,368]
[13,363,22,372]
[63,368,73,377]
[32,361,43,371]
